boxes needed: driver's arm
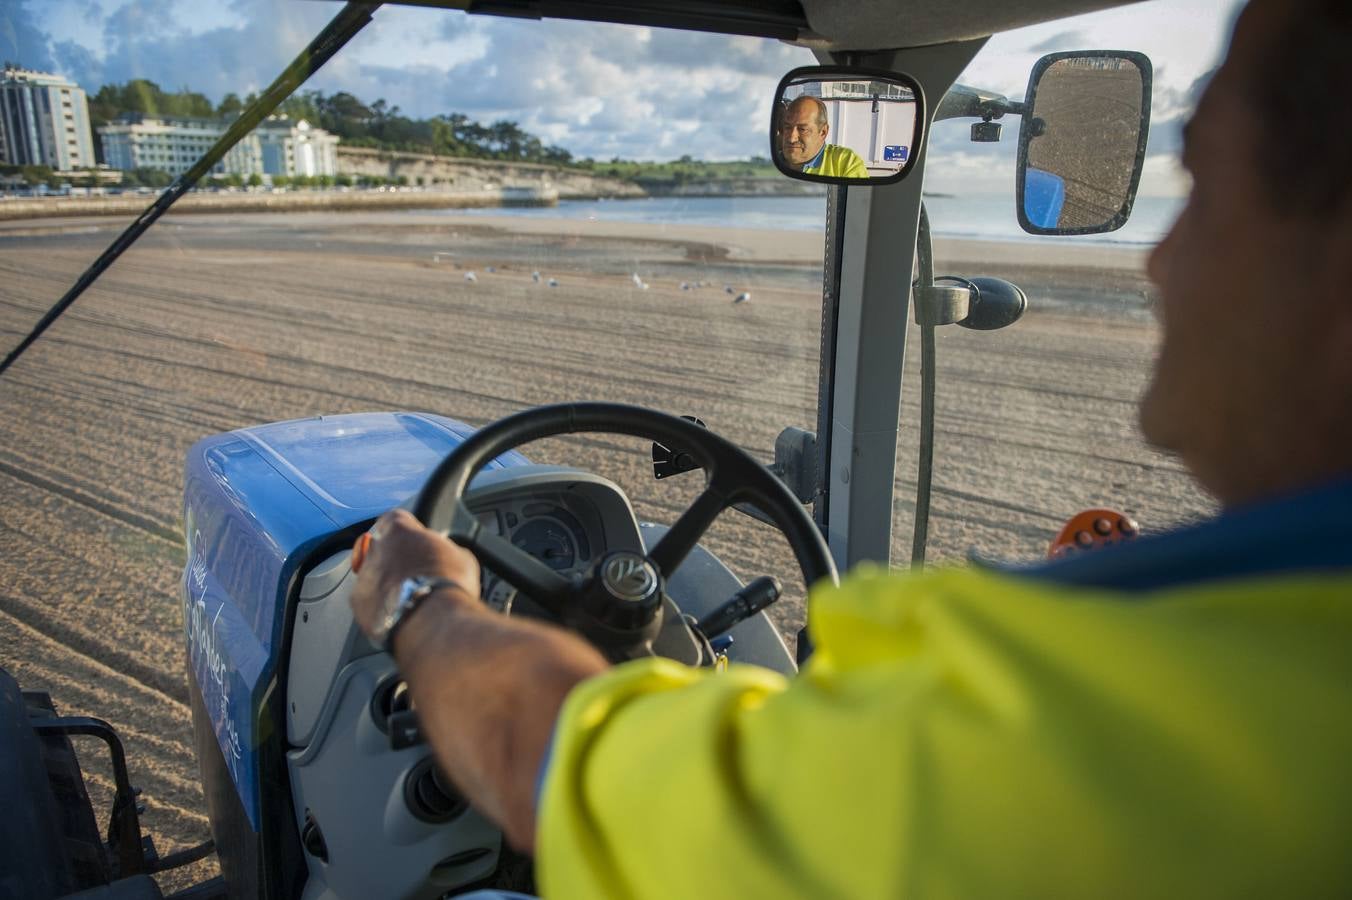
[349,508,609,852]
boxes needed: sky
[3,0,1241,195]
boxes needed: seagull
[464,271,477,283]
[632,272,649,289]
[532,271,541,283]
[547,278,559,287]
[734,291,751,304]
[485,266,496,274]
[680,282,691,291]
[724,284,734,294]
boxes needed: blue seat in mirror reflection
[1025,168,1066,229]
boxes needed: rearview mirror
[771,66,926,186]
[1016,51,1152,235]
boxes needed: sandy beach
[0,210,1210,891]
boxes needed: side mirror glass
[771,66,926,186]
[1016,51,1152,235]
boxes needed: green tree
[335,174,352,187]
[130,167,173,188]
[247,172,263,188]
[217,93,244,118]
[272,175,291,189]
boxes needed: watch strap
[378,576,462,653]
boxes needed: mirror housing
[770,66,926,186]
[1016,51,1152,235]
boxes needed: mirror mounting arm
[935,84,1023,123]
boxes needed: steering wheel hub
[600,552,660,603]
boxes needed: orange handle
[352,532,373,573]
[1048,508,1139,559]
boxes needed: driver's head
[1140,0,1352,506]
[780,96,829,169]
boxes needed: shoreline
[0,206,1151,271]
[0,187,562,222]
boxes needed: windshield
[1,5,821,890]
[889,0,1237,567]
[1,0,1241,891]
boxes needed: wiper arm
[0,2,382,380]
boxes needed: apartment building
[99,114,337,178]
[0,65,97,170]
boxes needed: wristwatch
[371,575,462,653]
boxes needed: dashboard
[283,464,793,900]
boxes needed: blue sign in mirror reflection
[773,72,921,184]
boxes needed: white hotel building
[98,114,338,179]
[0,66,97,171]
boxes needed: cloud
[50,38,104,88]
[8,0,1229,172]
[0,0,58,71]
[312,13,811,160]
[1028,29,1087,52]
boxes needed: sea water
[443,193,1184,246]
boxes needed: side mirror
[1016,51,1152,235]
[770,66,926,186]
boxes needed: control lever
[388,708,423,750]
[696,576,782,640]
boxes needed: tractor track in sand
[0,214,1210,893]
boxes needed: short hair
[1249,0,1352,215]
[789,95,828,128]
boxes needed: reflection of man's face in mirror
[781,96,829,170]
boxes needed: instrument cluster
[472,497,596,613]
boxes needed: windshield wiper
[0,2,382,380]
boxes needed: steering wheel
[411,402,837,658]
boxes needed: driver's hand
[349,509,482,641]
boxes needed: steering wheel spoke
[452,520,573,612]
[649,479,733,576]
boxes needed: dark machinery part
[404,757,468,823]
[696,576,783,640]
[301,810,329,863]
[971,119,1003,141]
[655,420,817,530]
[31,716,150,879]
[652,416,708,478]
[958,276,1028,331]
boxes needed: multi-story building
[98,114,336,178]
[99,113,261,177]
[258,119,338,177]
[0,65,97,170]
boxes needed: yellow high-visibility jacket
[804,144,868,179]
[538,564,1352,898]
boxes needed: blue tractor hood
[181,412,528,830]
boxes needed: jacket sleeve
[535,564,1352,899]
